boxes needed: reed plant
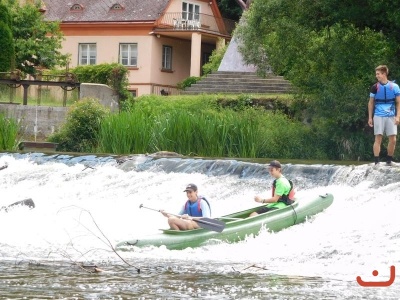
[97,110,154,154]
[97,102,315,159]
[0,113,19,151]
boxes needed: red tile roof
[42,0,170,22]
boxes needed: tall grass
[97,104,316,159]
[97,110,154,154]
[0,113,19,151]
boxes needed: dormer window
[70,4,83,11]
[111,3,124,10]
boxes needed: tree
[0,2,15,72]
[6,0,68,75]
[234,0,252,10]
[235,0,400,159]
[217,0,243,21]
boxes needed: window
[162,46,172,70]
[182,2,200,20]
[111,3,123,10]
[79,44,96,65]
[129,89,137,98]
[119,43,137,66]
[71,4,83,11]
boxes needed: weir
[1,152,399,299]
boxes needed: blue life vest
[370,81,398,117]
[183,197,211,217]
[372,81,396,104]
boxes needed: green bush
[0,3,15,72]
[71,63,131,104]
[0,113,19,151]
[48,98,110,152]
[202,43,227,76]
[176,76,201,90]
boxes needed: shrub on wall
[48,98,110,152]
[0,113,19,151]
[71,63,131,104]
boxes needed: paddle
[139,204,225,233]
[0,164,8,171]
[0,198,35,212]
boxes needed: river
[1,153,399,299]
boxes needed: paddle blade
[195,217,225,233]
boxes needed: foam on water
[1,154,399,296]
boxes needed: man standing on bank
[161,183,211,230]
[368,65,400,166]
[250,160,295,217]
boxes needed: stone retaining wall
[0,83,119,140]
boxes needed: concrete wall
[0,83,119,140]
[80,83,119,112]
[0,104,67,140]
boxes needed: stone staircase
[182,71,291,94]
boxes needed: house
[41,0,235,97]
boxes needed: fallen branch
[58,206,141,273]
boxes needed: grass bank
[96,94,326,159]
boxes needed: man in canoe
[161,183,211,230]
[250,160,295,217]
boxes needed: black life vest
[272,179,295,205]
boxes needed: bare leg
[387,135,397,156]
[168,217,199,230]
[373,135,383,157]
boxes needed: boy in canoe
[161,183,211,230]
[250,160,295,217]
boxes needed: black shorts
[255,206,279,214]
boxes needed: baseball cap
[268,160,282,168]
[183,183,198,192]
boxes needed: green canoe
[116,193,334,250]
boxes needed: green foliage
[176,76,201,90]
[216,94,253,111]
[217,0,243,21]
[0,113,19,151]
[6,0,68,75]
[97,95,318,159]
[0,2,12,27]
[48,98,110,152]
[235,0,400,159]
[72,63,131,103]
[202,44,228,76]
[0,3,15,72]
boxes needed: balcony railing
[155,12,236,36]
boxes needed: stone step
[206,72,284,79]
[185,86,291,92]
[182,87,288,94]
[198,78,290,84]
[182,71,291,94]
[191,81,291,88]
[182,90,285,94]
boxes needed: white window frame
[162,45,172,70]
[119,43,138,67]
[182,2,200,21]
[79,43,96,65]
